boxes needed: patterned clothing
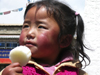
[22,52,80,75]
[22,63,79,75]
[23,64,79,75]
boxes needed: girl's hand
[2,62,23,75]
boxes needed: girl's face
[19,6,61,63]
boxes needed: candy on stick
[9,46,31,66]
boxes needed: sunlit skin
[19,6,61,65]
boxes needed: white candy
[9,46,31,66]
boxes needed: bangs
[24,1,56,19]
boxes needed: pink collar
[41,51,73,67]
[43,52,73,75]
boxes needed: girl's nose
[27,28,35,40]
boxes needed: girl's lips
[25,43,33,47]
[25,40,37,47]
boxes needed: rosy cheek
[37,32,54,51]
[37,30,59,47]
[19,31,25,45]
[37,33,49,47]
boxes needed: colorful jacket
[22,60,88,75]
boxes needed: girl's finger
[15,73,24,75]
[14,67,23,73]
[10,62,21,67]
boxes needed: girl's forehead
[25,6,53,20]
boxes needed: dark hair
[24,0,90,68]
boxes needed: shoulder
[26,60,88,75]
[54,61,88,75]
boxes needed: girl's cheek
[37,30,59,47]
[19,31,25,45]
[37,34,50,47]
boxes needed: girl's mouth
[25,41,37,47]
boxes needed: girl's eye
[23,25,29,28]
[38,26,46,29]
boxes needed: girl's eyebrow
[35,20,48,25]
[24,19,30,24]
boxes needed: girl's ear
[60,34,72,48]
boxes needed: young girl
[1,0,90,75]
